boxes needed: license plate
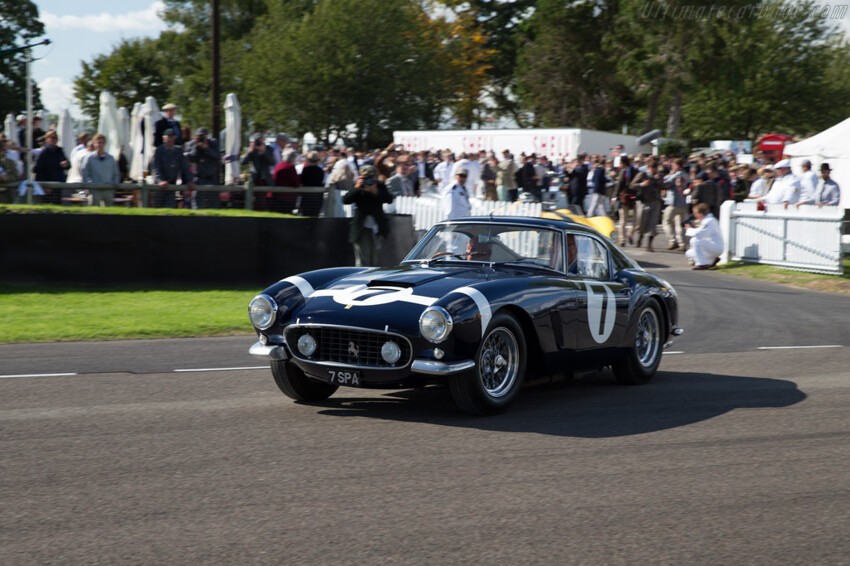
[327,369,361,387]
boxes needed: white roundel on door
[584,281,616,343]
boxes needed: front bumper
[411,359,476,375]
[249,341,289,360]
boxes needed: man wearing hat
[811,163,840,207]
[152,128,194,208]
[444,167,472,220]
[342,165,393,266]
[771,159,801,209]
[154,103,183,147]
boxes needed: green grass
[714,257,850,294]
[0,285,259,343]
[0,204,300,218]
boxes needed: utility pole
[211,0,221,139]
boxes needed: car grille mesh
[286,326,412,368]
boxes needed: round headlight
[419,306,453,343]
[249,295,277,330]
[381,340,402,364]
[297,333,317,357]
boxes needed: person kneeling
[684,203,723,270]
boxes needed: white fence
[344,195,543,232]
[720,201,845,274]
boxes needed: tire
[449,313,527,415]
[271,360,338,402]
[612,302,663,385]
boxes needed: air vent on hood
[367,279,416,288]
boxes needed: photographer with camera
[186,127,220,209]
[630,158,663,252]
[342,165,394,266]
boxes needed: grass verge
[714,257,850,294]
[0,284,258,344]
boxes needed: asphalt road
[2,249,849,564]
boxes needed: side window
[575,236,610,280]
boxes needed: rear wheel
[271,360,338,401]
[449,313,526,415]
[612,303,663,384]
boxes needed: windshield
[404,222,564,271]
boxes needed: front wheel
[449,313,526,415]
[271,360,338,402]
[612,303,663,385]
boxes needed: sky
[32,1,169,118]
[29,0,850,120]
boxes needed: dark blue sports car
[249,216,682,415]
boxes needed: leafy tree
[0,0,45,122]
[73,37,172,119]
[517,0,634,131]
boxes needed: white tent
[129,102,145,181]
[97,91,122,160]
[4,113,16,141]
[57,109,74,152]
[784,116,850,209]
[223,93,241,185]
[118,106,131,158]
[140,96,162,181]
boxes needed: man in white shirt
[796,159,819,205]
[443,168,471,220]
[772,159,801,208]
[685,203,724,270]
[433,150,455,192]
[746,165,773,200]
[452,153,481,197]
[66,132,92,184]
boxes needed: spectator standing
[185,127,221,209]
[813,163,840,207]
[690,174,720,218]
[731,165,753,202]
[271,148,301,213]
[520,154,538,200]
[433,151,454,193]
[298,150,325,216]
[82,133,120,206]
[613,156,639,245]
[152,128,194,208]
[481,156,498,201]
[747,165,774,200]
[444,168,472,220]
[586,156,608,216]
[387,162,414,198]
[242,133,276,209]
[452,152,481,197]
[0,138,20,203]
[154,103,183,147]
[19,115,46,151]
[685,203,724,270]
[343,165,393,266]
[797,159,819,205]
[773,159,801,209]
[33,130,69,204]
[496,150,517,202]
[328,155,355,192]
[65,132,91,184]
[631,160,663,251]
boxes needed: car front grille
[285,325,412,369]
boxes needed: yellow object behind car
[541,207,617,240]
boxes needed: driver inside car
[466,235,493,261]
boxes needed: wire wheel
[635,307,661,369]
[478,327,520,398]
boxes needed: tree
[516,0,634,131]
[73,37,172,119]
[0,0,45,122]
[241,0,461,147]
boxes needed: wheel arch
[494,304,544,381]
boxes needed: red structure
[755,133,795,163]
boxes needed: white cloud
[38,77,84,119]
[42,1,167,34]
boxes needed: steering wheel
[431,251,466,260]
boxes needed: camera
[363,177,377,187]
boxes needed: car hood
[288,264,506,332]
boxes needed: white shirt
[797,170,819,204]
[443,182,471,220]
[747,177,767,199]
[66,144,91,183]
[815,178,840,206]
[451,159,481,195]
[775,173,802,204]
[433,160,454,191]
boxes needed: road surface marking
[757,345,843,350]
[174,366,268,373]
[0,372,78,379]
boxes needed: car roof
[441,215,602,236]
